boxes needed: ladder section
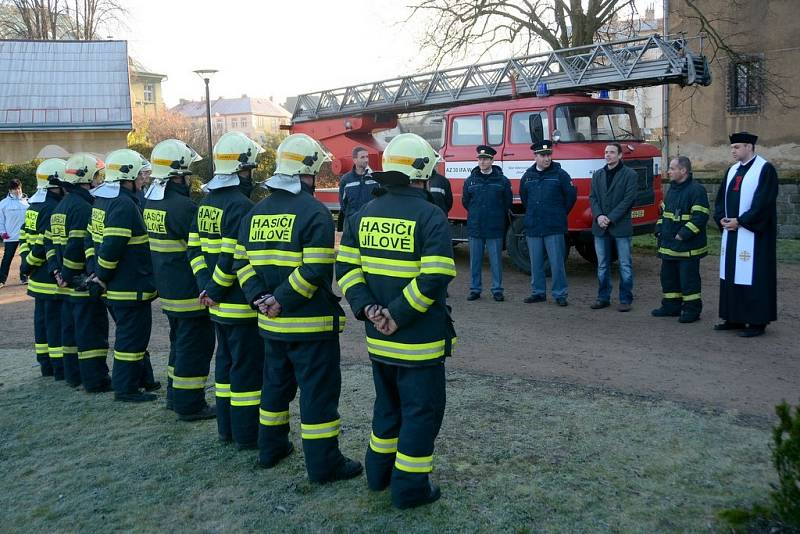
[292,34,710,123]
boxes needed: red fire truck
[290,34,710,272]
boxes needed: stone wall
[664,177,800,238]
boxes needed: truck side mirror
[529,114,544,144]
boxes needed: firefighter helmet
[104,149,149,182]
[35,158,68,188]
[151,139,202,179]
[380,133,436,181]
[213,131,263,174]
[63,153,105,185]
[275,134,331,176]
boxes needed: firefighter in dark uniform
[89,148,160,402]
[187,131,262,448]
[336,133,457,509]
[234,133,363,481]
[19,159,65,378]
[144,139,215,420]
[428,169,453,215]
[337,146,378,231]
[652,156,710,323]
[50,153,112,392]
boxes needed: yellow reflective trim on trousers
[167,366,175,379]
[149,238,187,253]
[160,297,206,313]
[246,248,302,267]
[68,229,88,238]
[114,351,145,362]
[395,452,433,473]
[27,280,58,294]
[685,222,700,234]
[337,268,365,294]
[237,264,257,286]
[658,246,708,258]
[48,346,64,358]
[258,314,345,334]
[691,204,710,214]
[97,256,118,269]
[85,247,95,258]
[200,237,223,253]
[230,390,261,406]
[402,279,434,313]
[79,348,107,360]
[35,342,49,354]
[259,408,290,426]
[190,255,207,274]
[209,303,257,319]
[370,432,398,454]
[212,265,236,287]
[361,255,420,278]
[303,247,335,264]
[62,257,85,270]
[420,255,456,276]
[336,245,361,265]
[366,336,446,361]
[301,418,341,439]
[172,374,209,390]
[63,346,77,354]
[683,293,702,302]
[215,382,231,398]
[289,268,317,299]
[663,292,682,299]
[188,232,201,247]
[221,237,237,254]
[103,226,132,238]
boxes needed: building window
[143,82,155,103]
[240,117,248,128]
[728,56,763,114]
[231,118,239,128]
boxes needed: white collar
[738,154,757,167]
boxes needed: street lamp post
[193,69,218,170]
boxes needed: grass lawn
[633,233,800,263]
[0,348,775,532]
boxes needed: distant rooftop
[172,95,291,119]
[0,39,132,131]
[129,56,166,79]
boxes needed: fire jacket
[234,183,345,341]
[655,175,710,260]
[336,185,456,367]
[46,185,94,302]
[144,180,206,317]
[20,191,61,299]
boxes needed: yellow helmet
[381,133,436,181]
[104,149,149,182]
[64,153,105,185]
[35,158,67,188]
[151,139,202,179]
[213,132,263,174]
[275,134,331,176]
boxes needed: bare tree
[0,0,126,40]
[409,0,638,67]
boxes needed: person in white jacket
[0,178,29,288]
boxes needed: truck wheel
[505,220,570,276]
[575,241,598,264]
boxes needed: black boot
[257,442,294,469]
[177,404,217,422]
[114,391,157,403]
[394,482,441,510]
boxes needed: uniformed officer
[652,156,709,323]
[336,133,457,509]
[144,139,216,420]
[19,159,65,378]
[462,145,512,301]
[89,148,160,402]
[187,131,262,448]
[337,146,377,231]
[51,153,112,392]
[428,169,453,215]
[234,133,362,481]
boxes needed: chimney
[270,96,274,102]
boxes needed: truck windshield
[554,104,642,142]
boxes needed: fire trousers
[166,314,215,415]
[108,302,154,395]
[60,300,80,387]
[72,297,110,391]
[258,337,346,482]
[659,258,702,316]
[33,298,51,376]
[366,361,446,508]
[214,321,262,445]
[44,298,63,380]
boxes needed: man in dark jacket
[519,141,577,306]
[652,156,709,323]
[428,170,453,215]
[337,146,377,231]
[462,145,512,301]
[589,143,639,312]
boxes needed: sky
[118,0,663,110]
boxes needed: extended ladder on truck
[292,33,710,123]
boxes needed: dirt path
[2,249,797,420]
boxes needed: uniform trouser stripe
[109,302,153,395]
[301,419,341,439]
[231,391,262,406]
[79,349,108,359]
[215,383,231,397]
[33,299,51,375]
[370,432,399,454]
[73,297,110,391]
[259,408,290,426]
[394,452,434,473]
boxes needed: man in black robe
[713,131,778,337]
